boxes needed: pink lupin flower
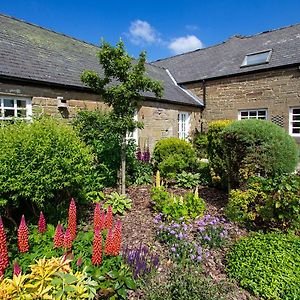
[0,217,9,269]
[54,224,64,248]
[63,228,73,250]
[92,229,102,266]
[104,206,113,229]
[38,211,47,233]
[111,220,122,256]
[93,202,101,232]
[17,215,29,253]
[68,198,77,240]
[13,262,22,276]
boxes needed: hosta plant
[103,192,132,215]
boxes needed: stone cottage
[0,14,299,148]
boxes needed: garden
[0,40,299,300]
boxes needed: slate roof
[154,23,300,83]
[0,14,202,107]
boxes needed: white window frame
[289,107,300,137]
[238,109,268,120]
[178,112,190,140]
[126,109,138,144]
[241,49,272,67]
[0,96,32,121]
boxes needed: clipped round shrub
[207,120,233,188]
[222,119,299,188]
[0,117,96,221]
[152,137,197,179]
[227,232,300,299]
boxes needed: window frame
[178,111,190,140]
[238,109,268,120]
[289,107,300,137]
[0,96,32,121]
[241,49,272,68]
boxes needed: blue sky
[1,0,300,61]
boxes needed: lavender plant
[122,244,159,279]
[196,215,228,248]
[156,217,208,265]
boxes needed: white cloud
[128,20,160,45]
[168,35,203,54]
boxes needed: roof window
[241,49,272,67]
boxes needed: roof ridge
[153,22,300,63]
[0,13,100,49]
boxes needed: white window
[238,109,267,120]
[241,50,272,67]
[289,107,300,136]
[178,112,190,139]
[0,97,32,121]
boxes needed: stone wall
[185,66,300,145]
[0,80,202,150]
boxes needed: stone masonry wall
[185,66,300,145]
[0,80,202,151]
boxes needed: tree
[81,40,163,194]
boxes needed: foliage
[0,257,97,300]
[195,215,228,248]
[207,120,232,189]
[143,264,236,300]
[227,232,300,299]
[225,174,300,230]
[221,119,299,188]
[0,117,96,223]
[176,171,200,188]
[127,159,153,186]
[196,162,213,186]
[122,245,159,279]
[152,137,198,179]
[81,40,163,194]
[192,129,208,158]
[73,109,138,187]
[151,187,205,221]
[103,192,132,215]
[156,218,207,265]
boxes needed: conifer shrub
[221,119,299,188]
[152,137,197,179]
[0,117,96,222]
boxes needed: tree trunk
[120,135,126,195]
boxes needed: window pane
[245,51,270,66]
[292,128,300,134]
[4,99,14,107]
[258,110,266,116]
[17,110,26,118]
[241,111,248,117]
[249,111,257,117]
[293,108,300,115]
[4,109,14,117]
[293,115,300,121]
[17,100,26,108]
[292,122,300,128]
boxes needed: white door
[178,112,190,140]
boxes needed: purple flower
[170,230,176,235]
[197,255,202,262]
[178,232,184,239]
[171,246,176,252]
[190,254,195,260]
[204,235,211,241]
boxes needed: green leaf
[124,277,137,290]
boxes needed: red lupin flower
[100,211,105,230]
[38,211,47,233]
[68,198,77,240]
[63,228,73,250]
[92,229,102,265]
[13,262,22,276]
[0,217,9,269]
[104,206,113,229]
[18,215,29,253]
[93,202,101,232]
[112,220,122,256]
[54,224,64,248]
[104,228,114,256]
[0,255,4,278]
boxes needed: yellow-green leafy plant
[0,256,97,300]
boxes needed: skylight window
[241,50,272,67]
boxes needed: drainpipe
[201,80,206,133]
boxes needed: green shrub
[126,159,153,186]
[192,129,208,158]
[222,119,299,188]
[103,192,132,215]
[226,174,300,230]
[0,117,96,222]
[143,265,236,300]
[152,137,197,179]
[227,232,300,299]
[73,109,139,187]
[151,187,205,221]
[176,171,200,188]
[207,120,232,188]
